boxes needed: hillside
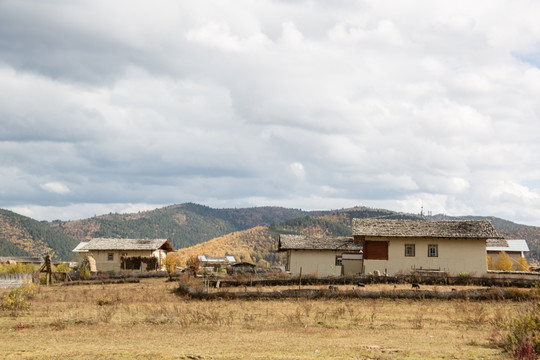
[49,203,308,250]
[1,203,539,264]
[174,226,284,267]
[173,208,426,267]
[0,209,78,260]
[172,208,540,266]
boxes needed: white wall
[89,250,165,272]
[287,250,363,277]
[363,237,488,276]
[288,250,342,277]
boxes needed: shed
[230,262,257,275]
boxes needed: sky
[1,1,540,225]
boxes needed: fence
[0,273,34,289]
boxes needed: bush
[0,263,37,274]
[55,263,71,273]
[0,281,35,311]
[164,252,182,278]
[496,301,540,359]
[97,295,114,306]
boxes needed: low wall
[177,285,538,301]
[209,272,540,288]
[0,273,33,289]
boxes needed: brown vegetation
[0,278,533,359]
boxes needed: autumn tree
[186,255,202,276]
[495,251,513,271]
[517,256,529,272]
[487,255,494,270]
[164,252,182,279]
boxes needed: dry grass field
[0,278,530,359]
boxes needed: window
[428,245,438,257]
[405,244,415,257]
[107,253,114,261]
[335,256,343,266]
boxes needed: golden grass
[0,278,525,359]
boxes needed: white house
[278,235,362,277]
[74,238,174,272]
[353,219,501,276]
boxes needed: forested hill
[1,203,539,263]
[0,209,78,260]
[49,203,309,250]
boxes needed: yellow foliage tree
[517,257,529,272]
[495,251,513,271]
[487,255,494,270]
[164,252,182,277]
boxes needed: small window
[428,245,438,257]
[108,253,114,261]
[336,256,343,266]
[405,244,415,257]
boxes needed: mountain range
[0,203,538,264]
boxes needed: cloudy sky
[1,1,540,225]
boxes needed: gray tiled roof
[352,219,500,239]
[81,238,173,251]
[278,235,362,251]
[486,238,508,247]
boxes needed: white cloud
[41,182,70,195]
[289,162,306,181]
[1,1,540,225]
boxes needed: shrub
[0,263,37,274]
[97,295,114,306]
[186,255,202,276]
[164,252,182,278]
[0,281,35,311]
[55,263,71,273]
[495,301,540,359]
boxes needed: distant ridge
[0,203,538,262]
[0,209,78,260]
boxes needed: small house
[278,235,363,277]
[198,255,236,271]
[229,262,257,275]
[74,238,174,272]
[353,219,501,276]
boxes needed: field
[0,278,530,359]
